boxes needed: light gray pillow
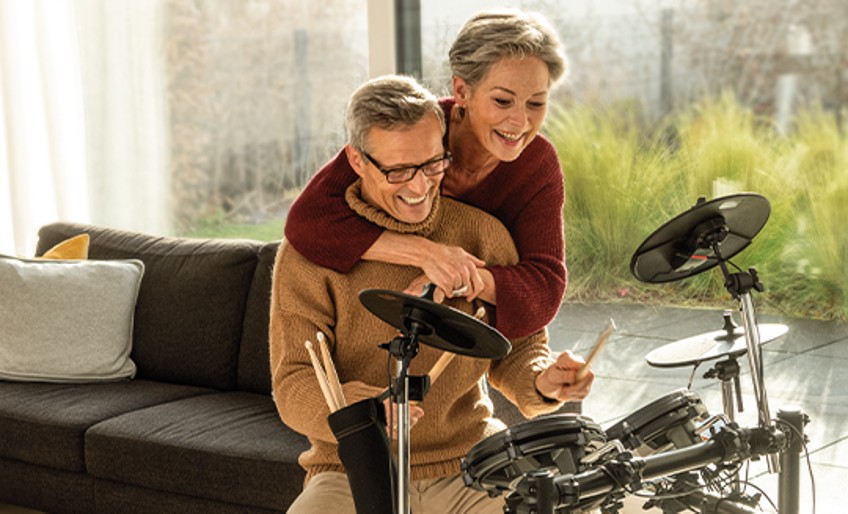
[0,254,143,382]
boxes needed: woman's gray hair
[346,75,445,153]
[449,8,568,88]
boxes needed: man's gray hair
[448,8,568,89]
[346,75,445,153]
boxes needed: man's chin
[394,201,432,224]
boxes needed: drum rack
[501,407,807,514]
[496,194,811,513]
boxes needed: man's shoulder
[437,198,518,265]
[440,198,508,233]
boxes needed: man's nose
[406,168,430,193]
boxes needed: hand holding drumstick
[535,319,615,403]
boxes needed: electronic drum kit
[335,193,807,514]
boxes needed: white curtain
[0,0,88,256]
[0,0,170,257]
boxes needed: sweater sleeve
[269,244,384,443]
[284,150,383,273]
[475,140,567,339]
[487,329,564,418]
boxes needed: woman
[284,8,569,339]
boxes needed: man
[270,75,593,513]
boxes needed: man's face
[349,113,446,224]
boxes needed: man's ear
[345,144,366,178]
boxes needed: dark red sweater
[284,98,567,338]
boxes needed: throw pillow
[41,233,90,260]
[0,254,143,382]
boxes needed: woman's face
[456,56,550,163]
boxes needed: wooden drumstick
[576,319,616,381]
[317,332,346,408]
[305,340,339,412]
[426,306,486,385]
[428,353,455,385]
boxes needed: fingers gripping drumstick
[576,319,617,381]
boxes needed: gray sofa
[0,222,308,513]
[0,221,549,513]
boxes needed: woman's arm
[286,151,489,298]
[364,231,490,302]
[463,137,568,339]
[284,151,382,273]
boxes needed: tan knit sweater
[270,180,563,483]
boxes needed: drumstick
[305,340,339,412]
[576,318,616,381]
[426,306,486,385]
[428,353,455,385]
[317,332,346,408]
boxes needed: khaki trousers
[287,471,505,514]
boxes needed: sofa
[0,221,554,513]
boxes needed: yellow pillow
[41,234,90,260]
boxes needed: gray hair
[448,8,568,88]
[345,75,445,153]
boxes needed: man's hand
[535,350,594,403]
[383,396,424,439]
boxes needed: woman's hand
[363,232,489,301]
[416,240,486,301]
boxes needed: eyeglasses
[362,150,452,184]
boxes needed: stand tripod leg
[778,408,807,514]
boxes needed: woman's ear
[345,144,366,178]
[452,76,468,107]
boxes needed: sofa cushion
[0,379,211,472]
[86,392,309,511]
[0,254,142,383]
[36,222,262,390]
[42,233,90,259]
[238,242,279,394]
[0,457,94,512]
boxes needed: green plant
[181,216,285,242]
[546,94,847,320]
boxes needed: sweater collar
[345,179,441,237]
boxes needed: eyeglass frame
[361,150,452,184]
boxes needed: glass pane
[166,0,368,239]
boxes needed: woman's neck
[444,105,499,196]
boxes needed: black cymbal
[359,288,511,359]
[646,323,788,368]
[631,193,771,283]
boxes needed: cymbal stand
[380,287,435,514]
[711,240,780,474]
[703,354,744,492]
